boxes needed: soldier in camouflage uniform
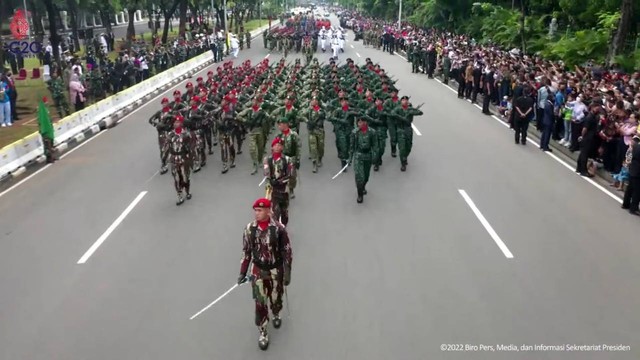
[365,97,390,171]
[276,118,301,199]
[263,137,294,225]
[245,30,252,49]
[46,72,70,118]
[384,88,401,158]
[162,116,194,205]
[217,97,238,173]
[238,96,272,175]
[237,197,292,351]
[391,96,424,171]
[303,96,326,173]
[350,116,379,203]
[330,97,359,171]
[148,97,174,174]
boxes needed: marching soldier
[350,116,379,203]
[276,118,301,199]
[162,115,193,205]
[238,197,292,351]
[217,98,238,173]
[331,98,359,171]
[245,30,252,49]
[185,96,207,171]
[238,96,272,175]
[384,88,401,158]
[365,97,390,171]
[149,97,174,174]
[391,96,424,171]
[303,96,326,173]
[264,137,294,225]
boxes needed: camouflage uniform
[350,122,379,203]
[391,102,424,171]
[303,103,326,173]
[162,127,193,205]
[264,150,294,226]
[46,76,70,118]
[277,121,301,198]
[238,103,271,174]
[239,214,292,347]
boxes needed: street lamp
[397,0,402,30]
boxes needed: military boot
[312,160,318,173]
[251,162,258,175]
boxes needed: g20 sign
[4,41,43,54]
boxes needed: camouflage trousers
[249,131,266,166]
[271,191,289,226]
[202,125,213,151]
[193,129,206,169]
[387,121,398,154]
[42,136,56,163]
[334,127,351,161]
[251,265,284,331]
[308,128,325,163]
[218,132,236,166]
[371,126,387,165]
[353,152,372,189]
[53,96,70,118]
[157,131,168,167]
[397,125,413,163]
[170,156,192,196]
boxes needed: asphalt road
[0,17,639,359]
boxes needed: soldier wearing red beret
[264,137,295,225]
[238,197,292,350]
[186,95,207,172]
[162,115,194,205]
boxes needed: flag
[38,100,54,140]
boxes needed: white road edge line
[458,189,514,259]
[350,44,354,48]
[77,191,148,264]
[264,53,270,59]
[60,130,108,159]
[0,164,52,199]
[411,123,422,136]
[356,52,361,58]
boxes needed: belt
[253,258,282,271]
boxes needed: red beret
[186,82,193,88]
[196,77,203,81]
[272,137,284,147]
[253,198,271,209]
[161,97,169,103]
[207,70,213,75]
[191,96,200,102]
[173,90,181,95]
[175,115,184,122]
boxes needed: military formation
[149,55,424,207]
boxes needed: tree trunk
[607,0,633,65]
[43,0,61,69]
[99,9,113,35]
[66,0,81,52]
[127,8,136,42]
[520,0,527,53]
[29,0,45,37]
[179,0,188,38]
[162,0,181,44]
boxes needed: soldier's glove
[283,266,291,286]
[237,274,248,285]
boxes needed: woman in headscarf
[68,70,86,112]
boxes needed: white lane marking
[411,123,422,136]
[144,170,161,184]
[264,53,270,59]
[0,164,52,199]
[77,191,148,264]
[458,189,514,259]
[190,283,242,320]
[350,44,354,48]
[474,104,482,110]
[60,130,108,159]
[356,52,361,58]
